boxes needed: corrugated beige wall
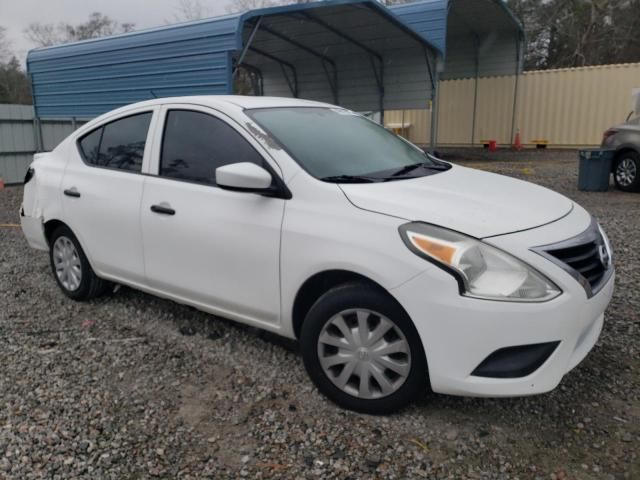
[385,62,640,147]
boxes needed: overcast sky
[0,0,235,60]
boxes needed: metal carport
[391,0,525,145]
[26,0,523,149]
[27,0,442,126]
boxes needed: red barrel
[488,140,497,152]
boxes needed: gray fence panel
[41,121,80,152]
[0,104,80,184]
[0,154,32,185]
[0,104,36,184]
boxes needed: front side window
[160,110,264,185]
[246,107,450,182]
[78,112,152,173]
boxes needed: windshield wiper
[389,162,450,178]
[389,162,425,177]
[321,175,379,184]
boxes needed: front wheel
[613,152,640,192]
[300,283,428,414]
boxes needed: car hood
[340,165,573,238]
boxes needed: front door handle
[64,188,81,198]
[150,204,176,216]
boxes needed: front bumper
[392,206,615,397]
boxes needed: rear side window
[78,112,152,173]
[78,128,102,165]
[160,110,263,185]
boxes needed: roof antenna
[150,90,158,98]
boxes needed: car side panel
[20,149,71,250]
[278,174,432,339]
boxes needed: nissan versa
[20,97,614,413]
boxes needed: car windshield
[246,107,448,182]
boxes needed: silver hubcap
[616,158,637,187]
[53,236,82,291]
[317,309,411,399]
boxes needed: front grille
[532,218,613,298]
[546,241,606,288]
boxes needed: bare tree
[25,13,135,48]
[172,0,216,21]
[225,0,315,14]
[508,0,640,69]
[0,29,32,104]
[226,0,282,14]
[0,26,12,64]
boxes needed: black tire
[49,225,110,301]
[300,282,428,414]
[613,151,640,192]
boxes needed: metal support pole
[424,48,439,151]
[72,117,77,131]
[509,36,522,146]
[471,37,480,146]
[234,17,262,78]
[33,117,44,152]
[430,72,439,151]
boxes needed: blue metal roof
[26,0,523,119]
[238,0,442,54]
[27,14,240,118]
[27,0,441,119]
[390,0,449,55]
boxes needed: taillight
[24,167,35,184]
[602,129,617,142]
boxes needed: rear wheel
[49,225,110,301]
[300,283,428,414]
[613,152,640,192]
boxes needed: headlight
[399,222,561,302]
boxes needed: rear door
[140,105,285,327]
[61,107,158,284]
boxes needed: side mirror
[216,162,274,193]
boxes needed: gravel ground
[1,149,638,479]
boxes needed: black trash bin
[578,149,614,192]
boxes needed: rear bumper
[20,208,48,251]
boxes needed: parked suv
[21,96,614,413]
[602,113,640,191]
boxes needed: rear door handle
[64,188,81,198]
[150,204,176,216]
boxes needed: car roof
[110,95,334,115]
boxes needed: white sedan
[20,96,614,413]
